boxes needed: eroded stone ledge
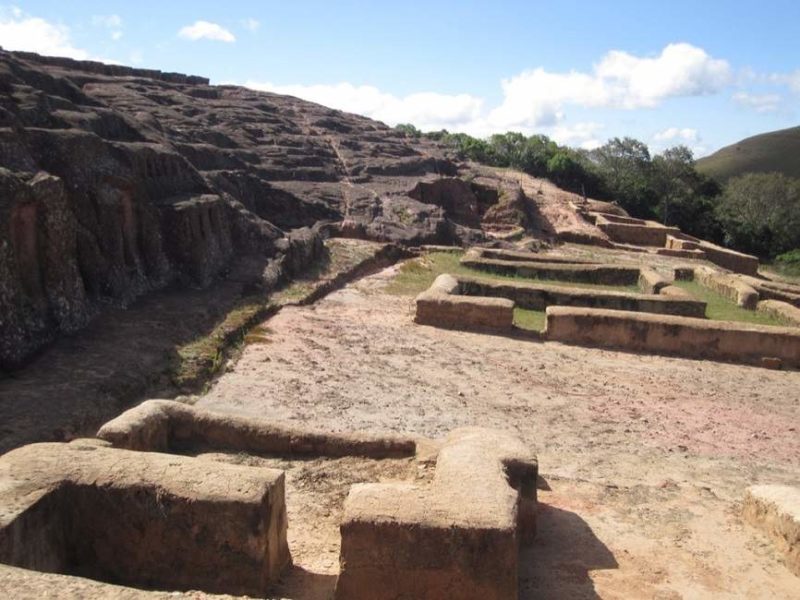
[97,399,416,458]
[335,428,538,600]
[743,485,800,576]
[544,306,800,369]
[0,439,289,595]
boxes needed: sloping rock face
[0,50,482,368]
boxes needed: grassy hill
[697,126,800,182]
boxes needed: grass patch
[384,251,640,296]
[514,308,546,331]
[762,266,800,285]
[673,281,793,327]
[171,239,386,393]
[172,297,275,392]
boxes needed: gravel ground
[198,264,800,599]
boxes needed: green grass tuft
[513,308,546,331]
[673,281,793,327]
[385,251,640,296]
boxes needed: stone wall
[0,439,290,595]
[335,428,537,600]
[414,274,514,332]
[545,306,800,368]
[460,256,642,286]
[458,277,706,318]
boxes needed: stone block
[335,428,537,600]
[743,485,800,576]
[0,440,289,595]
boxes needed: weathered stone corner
[335,427,538,600]
[0,440,290,595]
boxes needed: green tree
[590,137,657,216]
[394,123,422,138]
[716,172,800,258]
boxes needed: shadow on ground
[519,503,618,599]
[270,566,338,600]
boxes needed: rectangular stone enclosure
[0,440,290,596]
[545,306,800,369]
[335,428,538,600]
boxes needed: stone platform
[0,439,289,595]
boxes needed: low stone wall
[741,276,800,308]
[335,428,537,600]
[97,400,416,458]
[656,247,707,260]
[471,247,598,265]
[699,242,759,276]
[596,214,682,247]
[638,267,670,294]
[544,306,800,368]
[694,266,759,309]
[757,300,800,326]
[458,277,706,318]
[659,284,695,299]
[461,256,642,286]
[666,235,760,275]
[665,235,702,252]
[415,274,514,332]
[0,439,289,595]
[743,485,800,576]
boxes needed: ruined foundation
[335,428,538,600]
[743,485,800,576]
[0,400,538,598]
[545,306,800,368]
[0,439,290,595]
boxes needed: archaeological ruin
[0,47,798,599]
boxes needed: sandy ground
[196,264,800,599]
[192,452,432,600]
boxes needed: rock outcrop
[0,49,487,367]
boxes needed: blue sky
[1,1,799,156]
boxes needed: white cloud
[236,43,735,147]
[0,8,92,59]
[91,14,123,41]
[768,70,800,96]
[732,92,782,113]
[488,43,731,129]
[178,21,236,43]
[91,14,122,28]
[242,18,260,32]
[243,80,484,132]
[654,127,699,142]
[549,122,604,149]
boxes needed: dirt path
[198,264,800,599]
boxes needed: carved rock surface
[0,50,484,367]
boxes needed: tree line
[395,124,800,265]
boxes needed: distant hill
[696,126,800,182]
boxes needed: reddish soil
[196,263,800,599]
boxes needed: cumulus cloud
[767,70,800,96]
[92,14,123,41]
[0,7,92,59]
[488,43,731,129]
[239,43,734,144]
[549,122,605,150]
[178,21,236,43]
[244,80,484,132]
[654,127,699,142]
[242,18,260,32]
[732,92,782,113]
[91,14,122,28]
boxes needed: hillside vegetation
[696,126,800,182]
[399,124,800,261]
